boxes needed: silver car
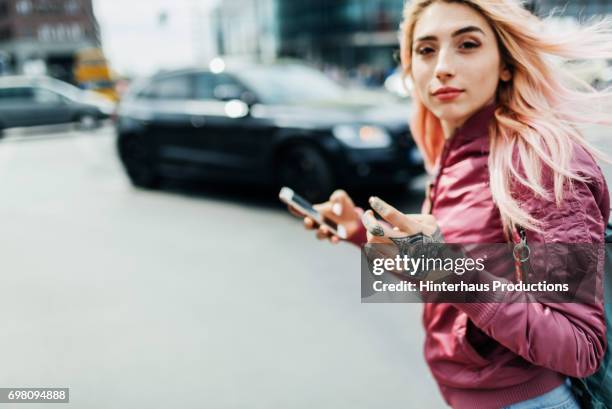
[0,75,114,134]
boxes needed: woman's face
[410,2,509,129]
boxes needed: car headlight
[332,125,392,149]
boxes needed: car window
[194,72,247,101]
[34,88,64,103]
[0,87,35,101]
[138,74,192,100]
[194,72,216,100]
[235,65,344,104]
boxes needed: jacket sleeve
[452,167,608,378]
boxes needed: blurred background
[0,1,610,408]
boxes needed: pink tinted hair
[400,0,612,234]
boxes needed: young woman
[288,0,612,408]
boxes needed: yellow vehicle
[73,48,118,102]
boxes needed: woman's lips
[434,90,464,101]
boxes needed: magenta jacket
[351,103,609,409]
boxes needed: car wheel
[117,133,160,189]
[276,145,335,203]
[77,114,98,130]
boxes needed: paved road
[0,122,609,409]
[0,124,440,409]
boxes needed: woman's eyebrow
[415,25,485,42]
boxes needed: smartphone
[279,187,347,240]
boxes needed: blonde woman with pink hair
[287,0,612,407]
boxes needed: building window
[65,0,80,15]
[16,0,32,15]
[20,25,34,38]
[38,23,83,42]
[0,2,8,18]
[0,26,12,41]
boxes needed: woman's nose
[434,49,456,81]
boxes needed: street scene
[1,0,611,408]
[0,121,611,409]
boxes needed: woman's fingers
[312,202,332,215]
[361,209,396,241]
[315,225,327,239]
[301,213,341,243]
[368,196,422,235]
[314,192,354,220]
[330,189,353,204]
[316,225,335,240]
[304,217,316,230]
[329,189,355,217]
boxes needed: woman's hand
[287,189,364,244]
[361,196,444,244]
[361,196,446,278]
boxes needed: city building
[211,0,404,80]
[0,0,100,81]
[211,0,612,85]
[211,0,278,63]
[276,0,403,76]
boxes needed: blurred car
[0,75,114,134]
[115,61,424,201]
[384,68,414,99]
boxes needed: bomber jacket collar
[449,101,496,145]
[436,102,496,171]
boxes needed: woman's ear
[500,65,512,82]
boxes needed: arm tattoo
[389,227,446,258]
[430,227,445,243]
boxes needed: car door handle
[190,116,206,128]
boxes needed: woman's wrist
[346,207,368,247]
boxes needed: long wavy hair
[399,0,612,235]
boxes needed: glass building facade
[277,0,405,73]
[213,0,612,81]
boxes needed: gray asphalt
[0,122,609,409]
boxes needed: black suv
[116,62,424,201]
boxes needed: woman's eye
[459,41,480,50]
[417,46,435,55]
